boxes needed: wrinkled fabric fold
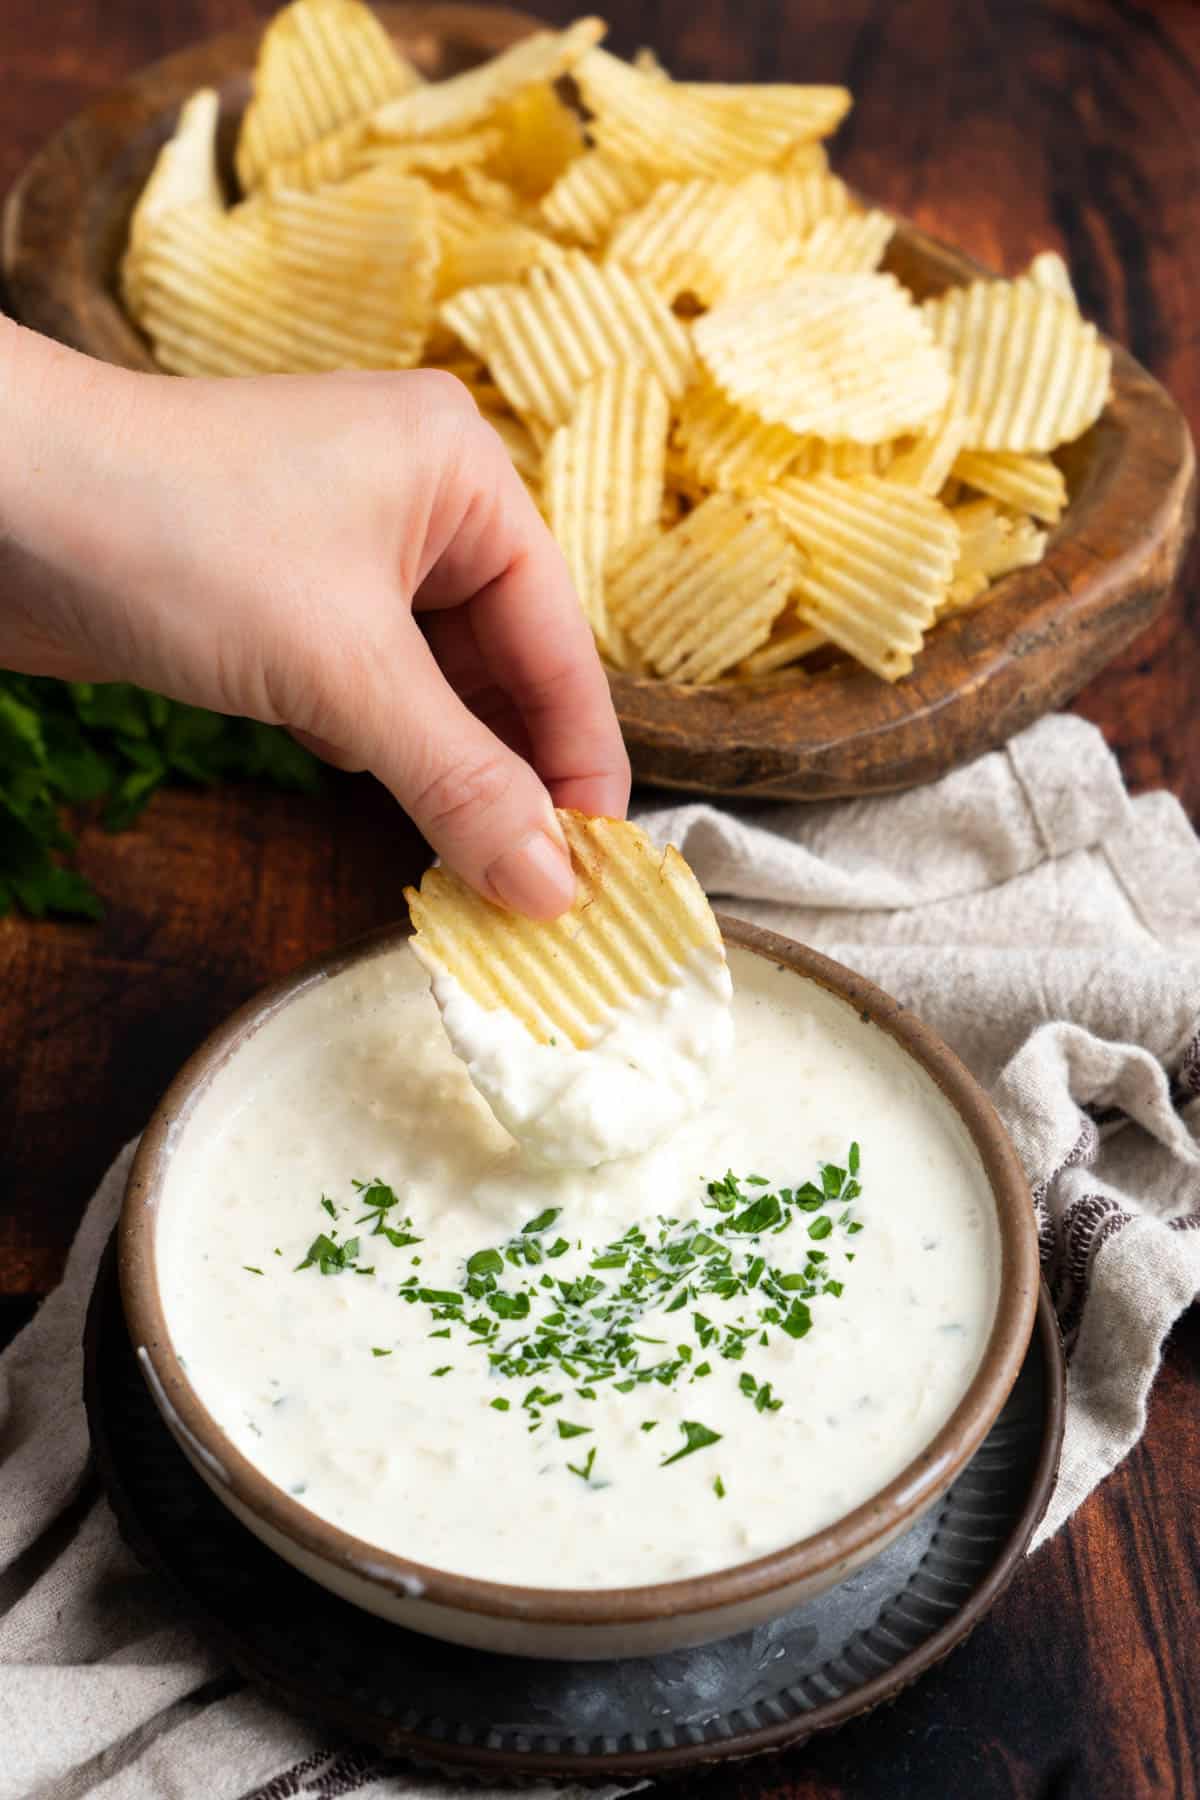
[636,714,1200,1544]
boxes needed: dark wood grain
[4,5,1195,803]
[1,3,1198,1798]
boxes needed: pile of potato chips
[122,0,1113,686]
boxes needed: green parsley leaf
[295,1234,358,1275]
[242,1265,264,1276]
[417,1287,463,1307]
[0,674,319,920]
[556,1419,592,1439]
[731,1193,782,1235]
[661,1420,722,1466]
[488,1291,531,1320]
[781,1299,812,1339]
[522,1207,561,1235]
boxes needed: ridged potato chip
[265,121,516,196]
[478,405,542,485]
[695,273,950,443]
[608,492,802,683]
[236,0,420,192]
[789,437,895,479]
[539,150,657,245]
[542,364,669,656]
[793,210,894,275]
[126,89,222,248]
[485,83,585,198]
[951,449,1067,523]
[373,18,604,140]
[433,190,566,297]
[450,166,525,214]
[885,403,972,495]
[576,48,850,181]
[944,498,1048,612]
[606,177,739,302]
[606,171,790,305]
[435,282,493,360]
[1026,250,1077,306]
[736,614,826,677]
[672,378,805,495]
[123,89,223,311]
[924,276,1111,452]
[129,168,436,375]
[405,811,724,1047]
[765,473,958,679]
[777,139,831,175]
[251,118,365,193]
[439,251,693,428]
[633,46,669,78]
[942,569,990,612]
[773,168,854,238]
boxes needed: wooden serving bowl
[4,3,1195,801]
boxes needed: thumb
[365,617,576,920]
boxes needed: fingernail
[486,831,576,918]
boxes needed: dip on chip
[405,813,733,1167]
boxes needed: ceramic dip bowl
[120,915,1038,1661]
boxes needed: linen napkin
[1,712,1197,1798]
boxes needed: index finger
[416,434,631,821]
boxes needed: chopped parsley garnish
[661,1420,722,1466]
[522,1207,561,1235]
[295,1234,360,1275]
[242,1265,264,1276]
[0,674,319,921]
[296,1150,863,1477]
[371,1347,392,1357]
[353,1179,423,1248]
[567,1446,597,1481]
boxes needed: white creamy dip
[420,946,733,1167]
[157,944,999,1590]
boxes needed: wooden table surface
[2,2,1198,1796]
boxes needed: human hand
[0,325,630,917]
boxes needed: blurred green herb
[0,674,319,921]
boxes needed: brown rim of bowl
[119,915,1040,1629]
